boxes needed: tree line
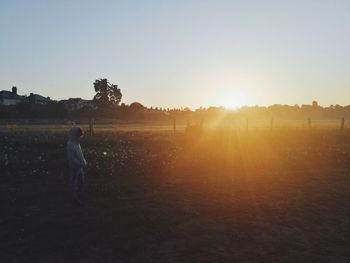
[1,79,350,121]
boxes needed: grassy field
[0,118,347,133]
[1,129,350,262]
[0,123,187,133]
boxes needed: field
[1,128,350,262]
[0,118,347,133]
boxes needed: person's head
[69,126,84,143]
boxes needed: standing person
[67,126,87,205]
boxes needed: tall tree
[93,79,122,107]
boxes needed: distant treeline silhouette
[2,100,350,122]
[1,79,350,121]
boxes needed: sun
[222,100,243,109]
[219,92,249,109]
[205,69,256,109]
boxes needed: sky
[1,0,350,109]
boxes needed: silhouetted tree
[93,79,122,108]
[129,102,145,111]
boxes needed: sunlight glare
[220,91,249,109]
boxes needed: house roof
[0,90,25,100]
[30,93,50,100]
[63,98,93,104]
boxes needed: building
[61,98,96,112]
[0,87,25,106]
[0,87,51,106]
[28,93,51,105]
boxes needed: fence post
[340,117,345,131]
[187,120,190,129]
[89,118,94,136]
[308,118,311,129]
[173,118,176,135]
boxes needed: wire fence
[0,118,348,134]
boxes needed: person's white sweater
[67,127,87,169]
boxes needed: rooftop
[0,90,25,100]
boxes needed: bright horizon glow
[219,92,250,109]
[1,1,350,108]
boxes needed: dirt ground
[1,130,350,262]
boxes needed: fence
[0,118,348,134]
